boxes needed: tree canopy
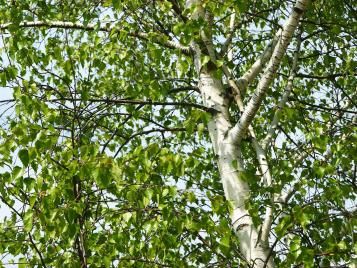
[0,0,355,267]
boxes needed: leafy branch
[0,20,192,55]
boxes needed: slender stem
[0,21,191,55]
[114,127,185,157]
[236,29,282,95]
[28,233,47,268]
[47,97,215,112]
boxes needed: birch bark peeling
[229,0,309,145]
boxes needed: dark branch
[28,234,47,268]
[290,97,357,114]
[114,127,186,157]
[0,21,192,55]
[166,0,188,22]
[48,98,215,113]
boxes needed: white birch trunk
[188,0,309,266]
[187,0,274,266]
[199,71,274,267]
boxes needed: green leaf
[201,55,211,67]
[219,233,230,248]
[12,166,23,180]
[112,0,120,9]
[216,60,224,67]
[23,210,34,232]
[122,212,132,222]
[18,149,29,167]
[18,258,27,268]
[0,1,354,267]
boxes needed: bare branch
[28,233,47,268]
[114,127,186,157]
[0,20,192,55]
[47,97,215,112]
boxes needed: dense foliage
[0,0,355,267]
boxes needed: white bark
[199,72,274,267]
[227,12,236,62]
[222,29,281,101]
[226,52,277,247]
[262,30,302,150]
[188,1,310,266]
[224,60,275,247]
[219,16,306,251]
[259,29,303,245]
[229,0,309,145]
[221,14,276,247]
[237,29,282,96]
[221,12,239,58]
[249,126,274,246]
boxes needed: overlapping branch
[228,0,310,145]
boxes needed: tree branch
[47,97,215,112]
[262,28,302,150]
[101,104,144,154]
[248,126,274,246]
[220,12,239,58]
[0,20,192,55]
[168,86,200,94]
[295,72,356,80]
[228,0,309,145]
[236,29,282,95]
[290,97,357,114]
[28,233,47,268]
[166,0,188,22]
[114,127,186,157]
